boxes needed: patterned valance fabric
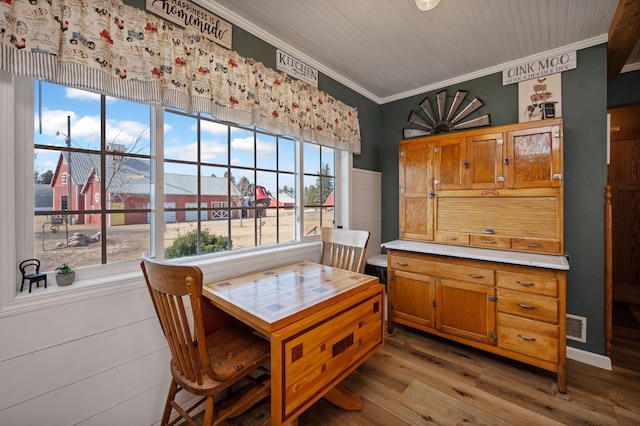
[0,0,361,153]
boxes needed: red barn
[51,150,245,225]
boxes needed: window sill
[2,240,321,319]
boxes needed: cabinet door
[506,124,562,188]
[467,132,505,190]
[399,142,434,241]
[434,137,466,190]
[389,270,435,328]
[436,278,496,345]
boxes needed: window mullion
[152,106,164,258]
[100,95,107,264]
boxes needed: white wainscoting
[351,168,382,258]
[0,242,320,425]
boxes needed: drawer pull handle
[516,280,535,287]
[446,236,458,241]
[527,243,544,248]
[468,274,484,279]
[482,229,496,234]
[516,303,536,310]
[482,239,497,244]
[396,262,408,266]
[517,334,536,342]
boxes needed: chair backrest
[140,253,214,384]
[19,259,40,276]
[319,227,370,273]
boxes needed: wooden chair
[140,253,271,426]
[319,227,370,273]
[19,259,47,293]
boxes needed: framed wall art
[518,72,562,123]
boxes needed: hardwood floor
[213,321,640,426]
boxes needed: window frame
[0,73,354,311]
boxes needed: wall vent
[566,314,587,343]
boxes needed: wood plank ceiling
[197,0,640,103]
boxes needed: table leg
[323,384,363,410]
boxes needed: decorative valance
[0,0,361,153]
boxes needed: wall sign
[276,50,318,87]
[503,51,576,85]
[146,0,232,49]
[518,73,562,123]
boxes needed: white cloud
[65,87,100,101]
[200,121,229,135]
[231,136,254,152]
[35,108,149,151]
[201,140,228,162]
[64,87,117,104]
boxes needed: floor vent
[566,314,587,343]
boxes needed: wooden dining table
[202,261,385,426]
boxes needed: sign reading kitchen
[276,50,318,87]
[146,0,232,49]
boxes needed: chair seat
[171,327,270,394]
[206,328,271,381]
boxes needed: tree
[280,185,295,197]
[317,162,334,205]
[236,176,252,196]
[38,170,53,184]
[304,185,319,206]
[304,163,333,206]
[224,171,236,186]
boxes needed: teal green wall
[608,69,640,107]
[380,45,609,354]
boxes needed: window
[25,79,340,275]
[33,81,152,272]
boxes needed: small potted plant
[55,263,75,286]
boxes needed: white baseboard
[566,346,612,370]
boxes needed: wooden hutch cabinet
[388,118,569,393]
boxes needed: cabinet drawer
[498,313,558,363]
[470,234,511,249]
[497,289,558,323]
[511,238,561,254]
[388,254,437,274]
[435,231,469,245]
[436,262,494,285]
[496,271,557,297]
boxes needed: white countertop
[382,240,570,270]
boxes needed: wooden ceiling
[198,0,640,103]
[607,0,640,80]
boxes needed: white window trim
[0,73,354,315]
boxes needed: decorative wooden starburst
[403,89,491,139]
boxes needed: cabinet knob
[433,179,440,185]
[517,334,537,342]
[516,303,536,310]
